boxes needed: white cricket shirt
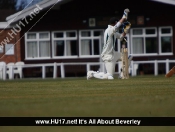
[101,24,121,61]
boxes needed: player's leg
[87,71,96,80]
[91,61,115,79]
[88,61,115,80]
[104,61,115,79]
[93,71,109,79]
[93,53,116,80]
[87,70,110,80]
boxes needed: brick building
[0,10,21,63]
[1,0,175,77]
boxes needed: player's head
[109,17,118,25]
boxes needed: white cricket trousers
[93,52,121,79]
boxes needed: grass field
[0,75,175,132]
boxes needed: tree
[16,0,28,11]
[0,0,17,10]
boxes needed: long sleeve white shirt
[101,22,122,61]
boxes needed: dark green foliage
[0,0,17,10]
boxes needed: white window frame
[5,44,14,55]
[130,27,158,56]
[159,26,173,55]
[52,30,78,59]
[0,46,3,53]
[79,29,104,58]
[25,32,51,60]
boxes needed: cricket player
[87,8,132,80]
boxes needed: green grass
[0,75,175,132]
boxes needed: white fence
[0,59,175,80]
[130,59,175,76]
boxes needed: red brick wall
[0,29,21,64]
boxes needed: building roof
[0,10,16,29]
[0,22,8,29]
[5,0,175,25]
[0,10,16,22]
[151,0,175,5]
[6,0,72,24]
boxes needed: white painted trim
[25,57,51,60]
[25,31,51,59]
[1,59,175,80]
[0,22,9,29]
[159,26,173,54]
[130,27,173,55]
[52,56,79,59]
[79,29,104,58]
[25,56,80,60]
[24,26,173,60]
[52,30,78,58]
[151,0,175,6]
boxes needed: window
[25,32,50,59]
[79,30,104,57]
[0,46,3,53]
[159,27,173,55]
[52,31,78,58]
[131,28,157,55]
[5,44,14,55]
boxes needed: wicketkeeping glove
[122,21,131,34]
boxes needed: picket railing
[0,59,175,80]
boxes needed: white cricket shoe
[87,71,94,80]
[108,75,114,79]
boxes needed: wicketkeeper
[87,8,132,80]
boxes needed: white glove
[122,8,130,20]
[124,8,130,13]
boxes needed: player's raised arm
[114,8,130,31]
[122,8,130,20]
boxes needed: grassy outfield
[0,75,175,132]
